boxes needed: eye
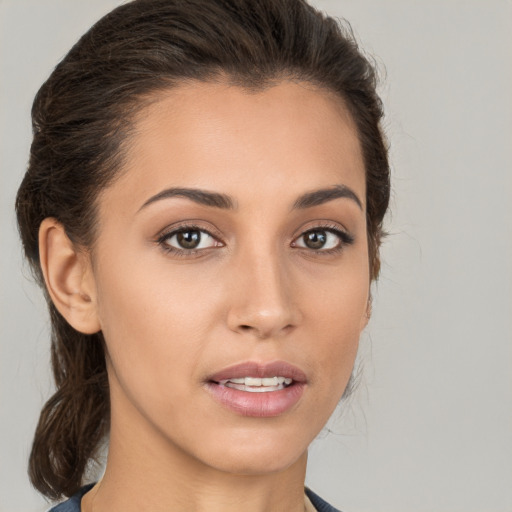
[159,227,221,252]
[292,227,354,252]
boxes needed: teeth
[234,385,280,393]
[245,377,261,386]
[218,376,294,390]
[228,378,245,384]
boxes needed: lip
[205,361,307,417]
[208,361,307,383]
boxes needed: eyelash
[156,223,221,257]
[293,224,355,255]
[156,222,355,257]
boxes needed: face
[89,80,369,475]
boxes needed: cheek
[93,252,222,405]
[302,258,369,400]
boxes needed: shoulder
[305,487,343,512]
[47,484,95,512]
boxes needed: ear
[359,296,372,332]
[39,218,101,334]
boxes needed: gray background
[1,1,511,511]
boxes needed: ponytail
[27,306,109,499]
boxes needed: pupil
[304,230,326,249]
[177,230,201,249]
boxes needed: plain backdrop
[1,1,511,511]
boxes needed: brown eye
[292,227,353,252]
[303,230,327,249]
[160,228,219,251]
[176,230,201,249]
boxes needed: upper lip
[208,361,307,384]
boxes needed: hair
[15,0,390,500]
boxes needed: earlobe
[39,218,101,334]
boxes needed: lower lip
[205,382,305,417]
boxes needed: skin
[41,80,370,512]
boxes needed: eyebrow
[138,183,363,213]
[292,185,363,211]
[138,187,236,211]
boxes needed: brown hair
[16,0,390,500]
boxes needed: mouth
[217,376,293,393]
[205,361,307,417]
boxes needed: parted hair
[15,0,390,500]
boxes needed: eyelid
[156,220,223,240]
[156,222,225,255]
[154,219,354,257]
[291,222,355,252]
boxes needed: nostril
[239,325,252,331]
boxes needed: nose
[226,249,301,339]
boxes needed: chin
[206,448,307,476]
[186,422,312,476]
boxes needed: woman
[16,0,390,510]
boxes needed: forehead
[103,80,365,211]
